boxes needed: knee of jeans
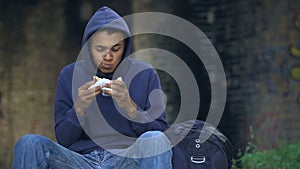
[137,131,172,157]
[14,134,47,150]
[140,130,165,139]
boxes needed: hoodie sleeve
[130,69,169,135]
[54,72,85,148]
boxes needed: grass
[233,127,300,169]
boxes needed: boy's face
[90,30,125,74]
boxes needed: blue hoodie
[54,6,169,154]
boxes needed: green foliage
[239,143,300,169]
[233,126,300,169]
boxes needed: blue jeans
[12,131,172,169]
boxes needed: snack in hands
[88,76,111,90]
[117,76,123,81]
[88,76,123,96]
[101,77,123,95]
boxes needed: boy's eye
[111,47,120,52]
[96,47,106,52]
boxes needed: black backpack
[167,120,234,169]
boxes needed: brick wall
[0,1,65,168]
[185,0,300,153]
[236,0,300,149]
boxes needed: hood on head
[82,6,131,47]
[80,6,132,77]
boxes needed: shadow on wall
[0,92,3,120]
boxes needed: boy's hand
[102,77,137,118]
[74,80,102,116]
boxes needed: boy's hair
[100,27,124,35]
[87,27,126,48]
